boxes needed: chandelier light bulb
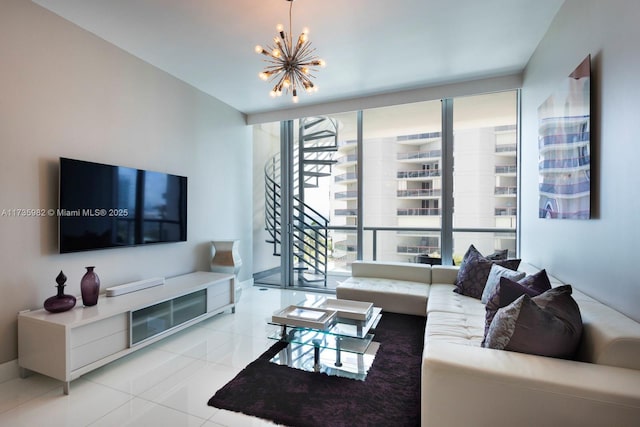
[276,23,284,32]
[254,45,262,54]
[259,72,269,81]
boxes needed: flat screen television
[58,157,187,253]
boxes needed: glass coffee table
[268,296,382,380]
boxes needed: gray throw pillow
[484,285,583,359]
[481,264,526,304]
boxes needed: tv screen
[59,158,187,253]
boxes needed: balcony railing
[334,191,358,199]
[397,207,441,216]
[397,170,441,179]
[495,207,517,216]
[397,245,440,254]
[335,208,358,216]
[326,225,517,263]
[495,186,517,195]
[397,149,442,160]
[336,154,358,164]
[397,189,442,198]
[334,172,357,183]
[495,165,517,174]
[396,132,441,142]
[495,144,517,153]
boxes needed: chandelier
[255,0,325,103]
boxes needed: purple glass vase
[81,266,100,306]
[44,271,76,313]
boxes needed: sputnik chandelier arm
[255,0,325,103]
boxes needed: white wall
[521,0,640,321]
[0,0,252,363]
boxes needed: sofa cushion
[484,285,583,359]
[427,284,486,318]
[336,277,430,316]
[425,310,485,347]
[453,245,521,299]
[480,264,526,304]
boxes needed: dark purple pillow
[484,285,583,359]
[453,245,521,299]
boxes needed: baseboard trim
[253,267,280,280]
[0,359,19,384]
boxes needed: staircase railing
[264,116,338,287]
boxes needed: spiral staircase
[264,117,338,287]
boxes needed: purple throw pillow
[453,245,521,299]
[484,285,583,359]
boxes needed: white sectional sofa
[336,261,640,427]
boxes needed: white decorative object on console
[18,271,234,395]
[211,239,242,276]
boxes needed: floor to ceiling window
[451,91,519,262]
[253,90,519,289]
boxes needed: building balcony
[335,208,358,216]
[396,132,442,146]
[334,191,358,200]
[397,189,441,198]
[397,170,441,179]
[335,154,358,166]
[495,186,517,196]
[495,144,517,154]
[334,172,357,183]
[495,165,517,175]
[495,207,517,216]
[397,207,441,216]
[397,149,441,162]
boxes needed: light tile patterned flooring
[0,286,325,426]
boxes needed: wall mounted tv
[58,157,187,254]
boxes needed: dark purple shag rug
[208,313,425,427]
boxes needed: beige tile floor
[0,286,324,427]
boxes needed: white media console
[18,271,235,394]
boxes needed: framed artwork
[537,55,591,219]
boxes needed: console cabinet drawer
[71,314,128,348]
[71,330,128,370]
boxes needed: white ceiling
[32,0,564,116]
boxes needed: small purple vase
[44,271,76,313]
[81,266,100,306]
